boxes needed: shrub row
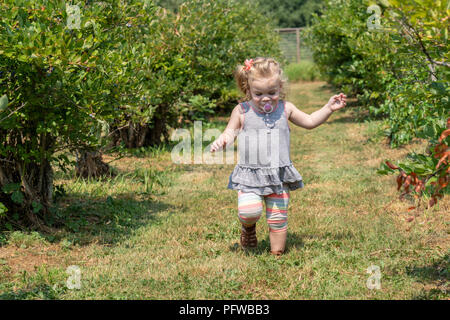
[305,0,449,209]
[0,0,282,229]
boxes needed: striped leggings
[237,188,290,233]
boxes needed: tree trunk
[110,120,162,148]
[75,150,113,179]
[0,157,55,232]
[109,105,171,148]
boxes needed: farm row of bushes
[305,0,449,209]
[0,0,283,230]
[156,0,325,28]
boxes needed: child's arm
[210,104,242,153]
[286,93,346,129]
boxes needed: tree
[0,0,161,230]
[256,0,325,28]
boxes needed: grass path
[0,81,448,299]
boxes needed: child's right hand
[210,133,233,153]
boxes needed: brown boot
[240,224,257,249]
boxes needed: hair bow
[244,59,254,71]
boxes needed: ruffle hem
[227,163,304,195]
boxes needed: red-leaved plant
[382,118,449,212]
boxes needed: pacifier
[263,103,274,113]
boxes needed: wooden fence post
[275,27,304,64]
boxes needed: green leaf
[32,201,43,214]
[11,191,24,204]
[1,183,21,194]
[0,202,8,215]
[0,94,8,111]
[370,91,380,99]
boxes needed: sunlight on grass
[1,81,448,300]
[285,61,322,82]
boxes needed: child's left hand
[327,93,347,111]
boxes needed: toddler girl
[210,57,346,255]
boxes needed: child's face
[249,75,281,108]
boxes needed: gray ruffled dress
[227,100,304,195]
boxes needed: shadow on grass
[44,192,175,247]
[39,161,186,248]
[228,231,304,256]
[407,253,450,300]
[0,283,62,300]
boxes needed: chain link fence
[276,28,313,64]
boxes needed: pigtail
[234,64,252,102]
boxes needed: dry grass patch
[177,170,213,185]
[288,80,330,95]
[0,243,98,279]
[306,181,352,194]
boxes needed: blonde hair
[234,57,287,102]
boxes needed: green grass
[0,81,448,300]
[7,231,47,249]
[285,61,322,82]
